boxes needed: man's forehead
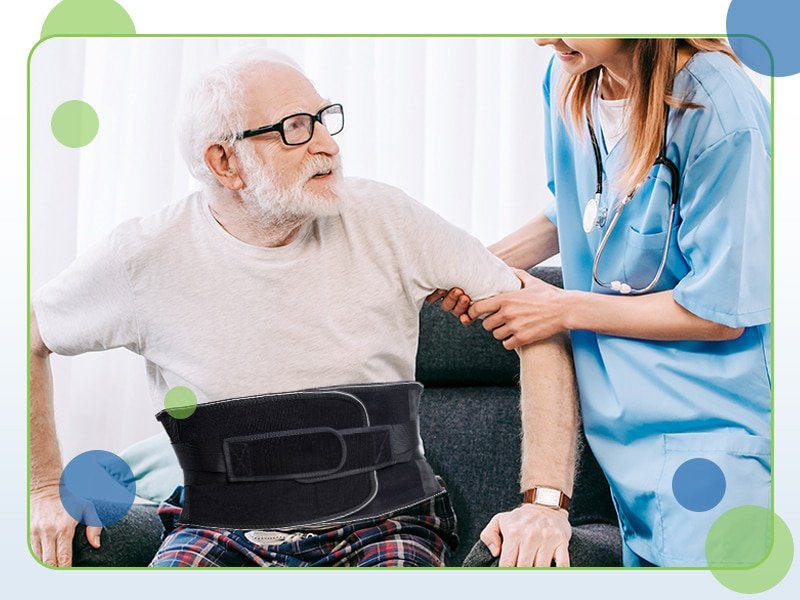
[241,63,326,122]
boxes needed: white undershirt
[597,95,627,152]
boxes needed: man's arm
[479,334,578,567]
[430,212,558,314]
[29,308,101,567]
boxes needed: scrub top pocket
[650,430,771,566]
[622,223,682,292]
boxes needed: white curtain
[30,37,554,460]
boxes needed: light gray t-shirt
[34,177,519,410]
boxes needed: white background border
[4,0,797,597]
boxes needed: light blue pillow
[119,432,182,504]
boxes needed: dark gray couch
[72,266,621,567]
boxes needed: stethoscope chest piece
[583,193,606,234]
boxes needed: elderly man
[30,50,577,568]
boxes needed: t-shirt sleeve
[32,231,141,355]
[391,195,520,303]
[672,128,771,327]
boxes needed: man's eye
[284,118,306,132]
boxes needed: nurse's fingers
[554,544,570,567]
[503,335,525,351]
[469,296,501,320]
[491,325,513,342]
[514,269,537,287]
[481,312,505,332]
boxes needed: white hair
[176,48,304,186]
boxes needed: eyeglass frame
[233,103,344,146]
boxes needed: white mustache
[301,154,342,179]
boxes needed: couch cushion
[419,384,618,566]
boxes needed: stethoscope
[582,106,681,295]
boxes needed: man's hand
[480,503,571,567]
[30,485,101,567]
[425,287,473,319]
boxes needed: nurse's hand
[468,270,566,349]
[426,287,473,319]
[480,503,571,567]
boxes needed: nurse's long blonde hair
[559,38,739,196]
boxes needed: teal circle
[706,506,794,594]
[164,386,198,420]
[41,0,135,39]
[51,100,99,148]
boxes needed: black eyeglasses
[234,104,344,146]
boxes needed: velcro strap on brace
[170,421,418,482]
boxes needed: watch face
[535,488,561,507]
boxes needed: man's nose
[534,38,560,47]
[308,121,340,155]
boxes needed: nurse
[437,38,771,567]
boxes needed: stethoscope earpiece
[610,281,632,295]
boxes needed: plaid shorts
[150,485,458,567]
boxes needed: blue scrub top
[542,52,772,566]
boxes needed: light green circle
[706,506,794,594]
[51,100,99,148]
[164,386,198,420]
[41,0,135,39]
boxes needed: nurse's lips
[557,50,580,61]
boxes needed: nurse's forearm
[517,335,577,497]
[563,290,744,341]
[489,212,559,271]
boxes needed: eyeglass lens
[283,105,344,145]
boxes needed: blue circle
[727,0,800,77]
[672,458,726,512]
[59,450,136,527]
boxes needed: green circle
[41,0,135,39]
[706,506,794,594]
[164,387,198,420]
[51,100,99,148]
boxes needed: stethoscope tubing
[586,106,680,295]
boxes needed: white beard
[236,146,344,228]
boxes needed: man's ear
[204,143,244,191]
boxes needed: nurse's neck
[600,46,697,101]
[599,58,631,101]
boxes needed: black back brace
[156,381,443,530]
